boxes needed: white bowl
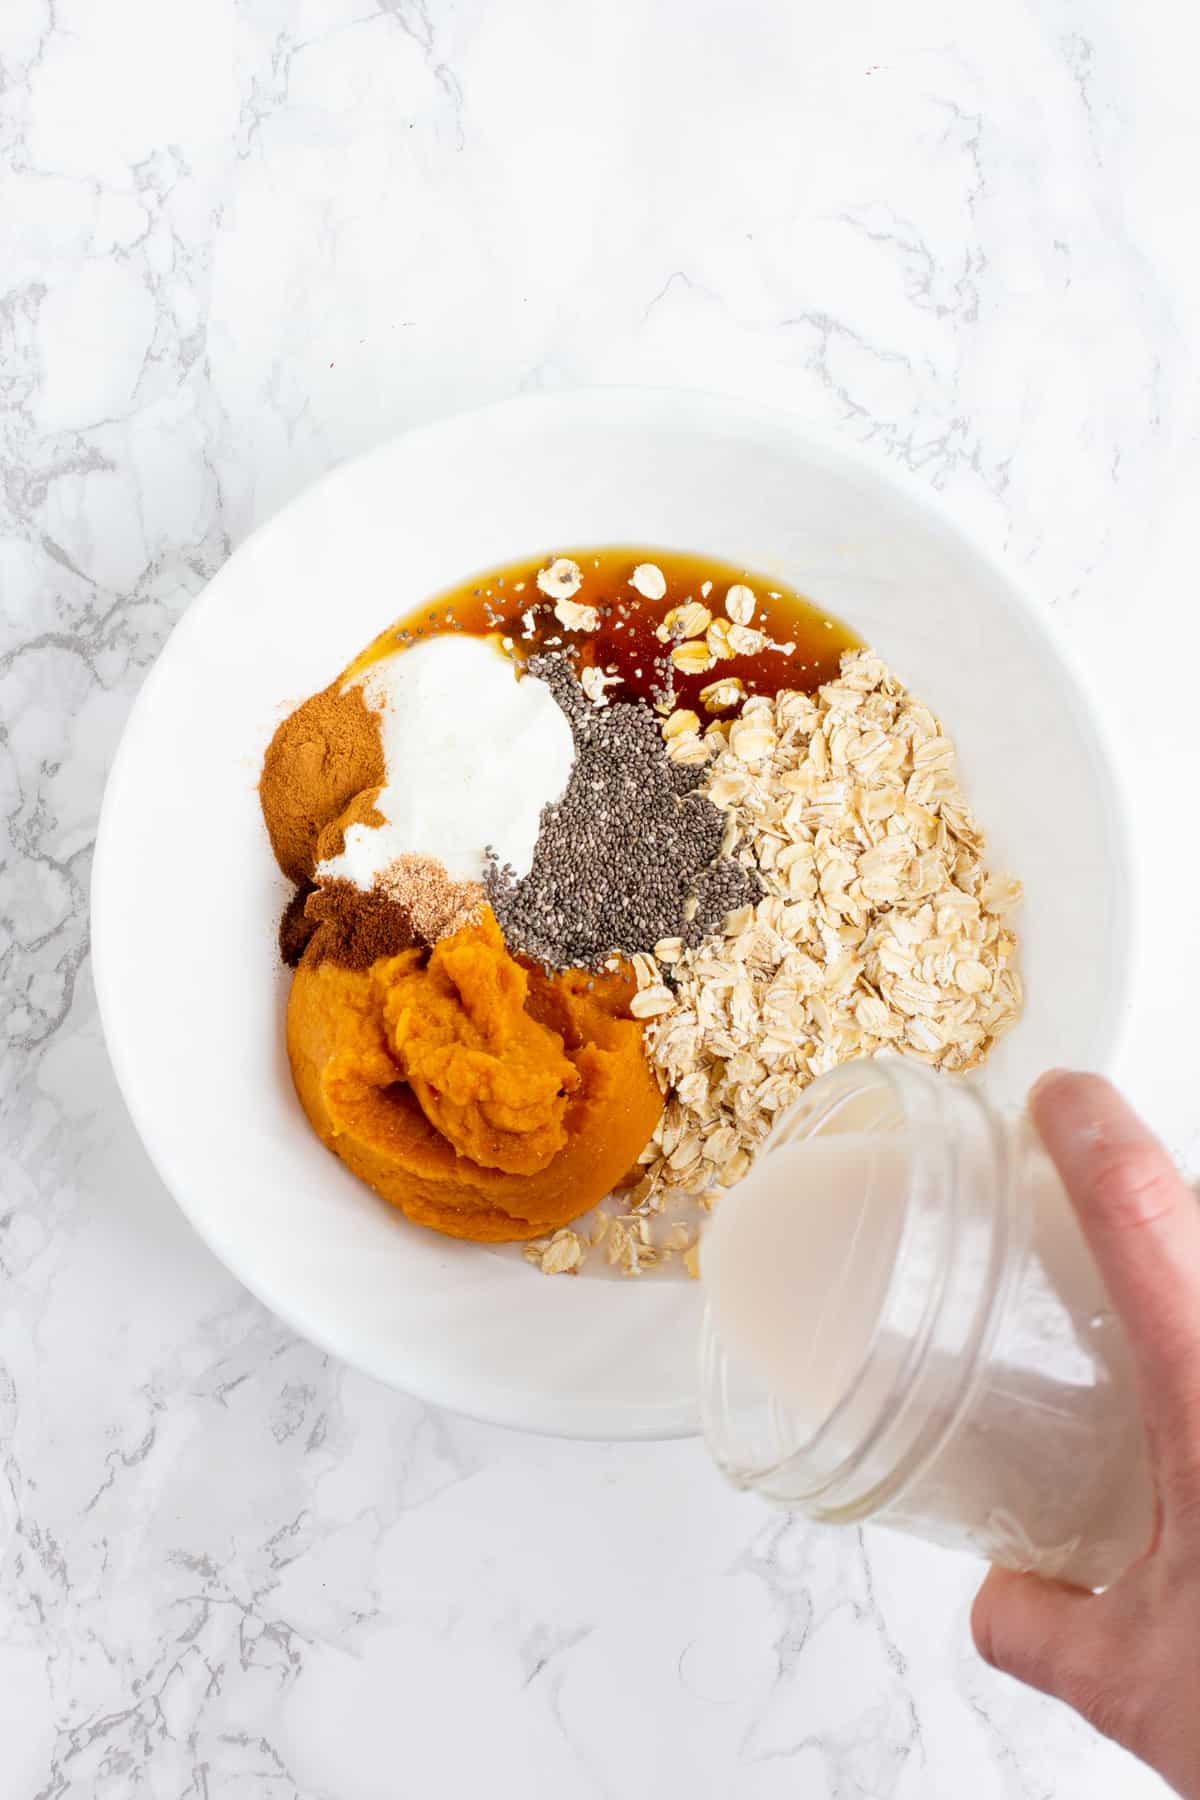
[92,388,1131,1439]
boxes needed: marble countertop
[3,2,1198,1794]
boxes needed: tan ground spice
[376,855,484,945]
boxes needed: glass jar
[700,1058,1154,1590]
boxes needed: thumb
[1028,1070,1200,1467]
[971,1566,1107,1704]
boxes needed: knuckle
[1159,1470,1200,1549]
[1088,1141,1177,1231]
[1169,1488,1200,1540]
[1147,1385,1200,1511]
[1124,1660,1174,1762]
[1066,1674,1137,1747]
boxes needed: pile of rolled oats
[517,559,1022,1279]
[638,648,1022,1207]
[526,647,1022,1278]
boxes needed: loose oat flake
[725,584,756,625]
[630,562,668,601]
[657,602,712,643]
[554,596,600,632]
[581,665,624,706]
[537,557,584,602]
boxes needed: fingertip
[1029,1067,1072,1103]
[1028,1067,1108,1125]
[970,1565,1019,1667]
[970,1574,997,1665]
[1028,1073,1137,1173]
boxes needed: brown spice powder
[279,882,317,966]
[259,681,385,884]
[286,879,417,971]
[280,861,485,971]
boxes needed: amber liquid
[344,546,862,713]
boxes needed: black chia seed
[485,655,761,969]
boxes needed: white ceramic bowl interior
[92,388,1131,1438]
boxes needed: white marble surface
[3,1,1199,1794]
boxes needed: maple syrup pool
[343,546,863,715]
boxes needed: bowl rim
[90,383,1136,1438]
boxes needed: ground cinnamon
[284,880,417,971]
[259,682,384,883]
[280,860,486,970]
[279,881,317,966]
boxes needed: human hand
[972,1071,1200,1797]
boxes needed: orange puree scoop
[286,909,664,1243]
[381,913,581,1176]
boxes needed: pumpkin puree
[287,909,664,1241]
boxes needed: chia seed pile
[485,654,761,969]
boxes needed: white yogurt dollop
[316,635,573,887]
